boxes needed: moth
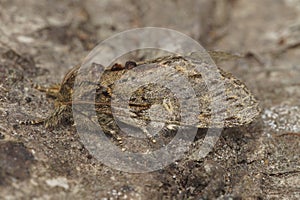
[23,52,260,145]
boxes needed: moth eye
[111,63,124,71]
[125,61,137,69]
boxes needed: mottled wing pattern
[108,55,260,129]
[38,53,260,132]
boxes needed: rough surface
[0,0,299,199]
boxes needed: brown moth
[23,52,260,145]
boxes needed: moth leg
[139,128,157,144]
[97,114,127,151]
[106,129,127,151]
[162,98,174,114]
[19,118,45,126]
[32,83,61,99]
[44,105,73,128]
[20,104,72,128]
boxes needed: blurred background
[0,0,299,199]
